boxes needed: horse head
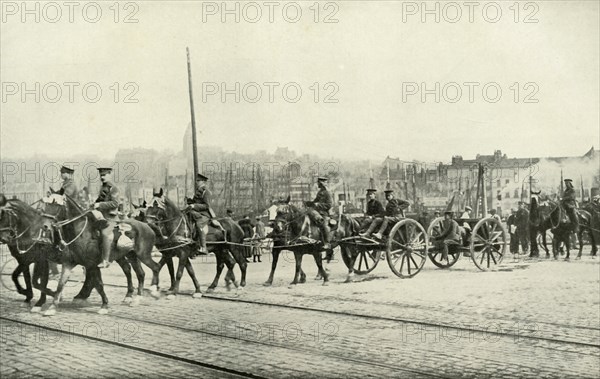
[37,193,70,245]
[145,194,182,238]
[0,203,18,243]
[272,199,300,237]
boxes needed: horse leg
[290,253,303,285]
[30,261,48,312]
[232,247,247,288]
[136,248,161,298]
[116,257,135,303]
[43,263,74,316]
[183,260,203,298]
[157,255,176,292]
[576,230,584,259]
[166,249,188,297]
[11,263,29,300]
[73,268,94,301]
[541,232,550,258]
[126,255,145,306]
[314,251,329,285]
[223,252,239,291]
[208,252,225,292]
[91,268,109,314]
[264,249,280,286]
[564,234,571,261]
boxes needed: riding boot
[568,210,580,233]
[98,226,112,268]
[196,224,207,254]
[321,223,331,250]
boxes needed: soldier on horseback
[305,176,333,249]
[186,173,215,254]
[93,167,120,269]
[562,179,579,233]
[57,166,78,198]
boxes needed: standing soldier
[305,176,333,249]
[186,173,214,254]
[506,208,519,255]
[359,188,385,235]
[515,201,530,255]
[93,167,120,268]
[561,179,579,233]
[372,189,410,240]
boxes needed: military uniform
[433,213,461,260]
[187,174,215,253]
[374,197,410,237]
[94,168,120,268]
[515,204,530,254]
[562,180,579,232]
[306,178,333,248]
[359,189,384,233]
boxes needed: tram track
[89,279,600,351]
[0,315,266,379]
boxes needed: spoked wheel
[386,219,428,278]
[471,217,507,271]
[352,248,382,275]
[427,217,461,269]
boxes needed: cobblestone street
[1,246,599,378]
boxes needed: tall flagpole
[187,47,199,180]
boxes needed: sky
[1,1,599,164]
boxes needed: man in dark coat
[515,201,530,254]
[433,211,461,261]
[506,208,519,254]
[305,176,333,249]
[93,167,120,268]
[253,216,266,262]
[186,173,214,254]
[562,179,579,232]
[372,189,410,240]
[359,188,385,233]
[57,165,78,198]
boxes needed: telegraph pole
[187,47,199,180]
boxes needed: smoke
[530,157,600,197]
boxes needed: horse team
[0,189,598,317]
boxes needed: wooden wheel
[427,217,461,269]
[352,248,382,275]
[386,219,428,278]
[470,217,507,271]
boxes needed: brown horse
[265,198,329,286]
[145,192,247,296]
[36,193,160,315]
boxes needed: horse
[529,194,574,260]
[144,192,247,296]
[577,202,599,258]
[36,193,161,315]
[265,197,330,286]
[332,214,373,283]
[0,194,56,310]
[528,196,553,258]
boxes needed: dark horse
[265,198,330,286]
[145,193,247,296]
[332,214,375,283]
[529,194,575,260]
[36,193,161,315]
[0,195,56,310]
[528,195,553,258]
[576,202,598,258]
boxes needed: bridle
[145,202,189,240]
[40,195,89,250]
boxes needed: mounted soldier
[562,179,579,232]
[57,165,78,198]
[358,188,384,234]
[186,173,215,254]
[305,176,333,249]
[92,167,120,269]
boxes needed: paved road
[1,246,599,378]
